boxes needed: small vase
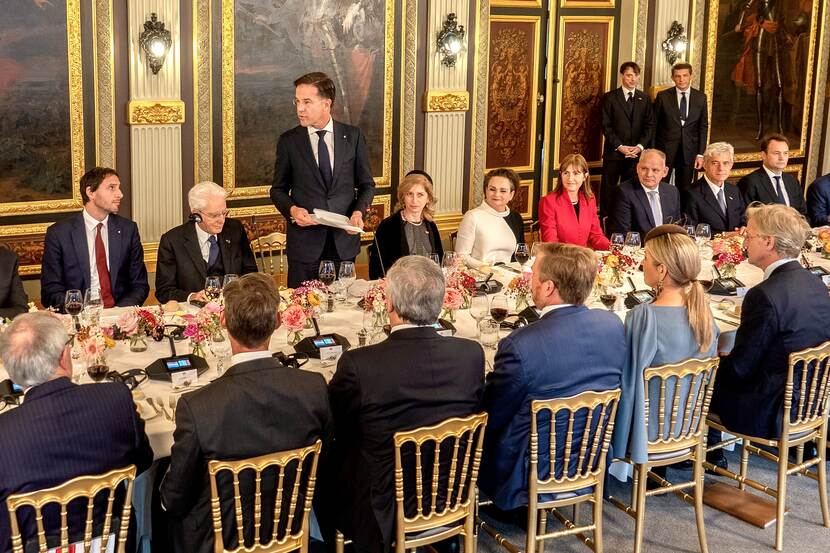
[719,264,737,278]
[461,295,471,310]
[190,340,206,358]
[288,330,304,346]
[129,334,147,352]
[441,308,457,323]
[304,317,314,330]
[212,329,225,343]
[515,296,529,312]
[372,310,388,329]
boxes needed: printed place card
[171,369,198,389]
[320,345,343,367]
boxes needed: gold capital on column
[128,100,186,125]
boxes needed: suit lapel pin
[225,239,231,244]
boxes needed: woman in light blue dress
[611,225,719,473]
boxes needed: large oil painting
[211,0,393,197]
[705,0,818,160]
[0,0,84,215]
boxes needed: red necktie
[95,223,115,308]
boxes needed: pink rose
[203,302,223,314]
[83,338,103,359]
[443,287,464,310]
[281,304,308,332]
[118,310,140,335]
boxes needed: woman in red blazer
[539,154,610,250]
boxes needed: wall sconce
[661,21,688,66]
[139,13,172,75]
[437,13,466,68]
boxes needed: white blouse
[455,202,517,268]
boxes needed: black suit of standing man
[654,62,709,193]
[600,61,655,221]
[271,72,375,288]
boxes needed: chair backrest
[530,389,621,496]
[785,340,830,436]
[252,231,287,286]
[393,413,488,537]
[207,440,322,553]
[6,465,137,553]
[643,357,719,455]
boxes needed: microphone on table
[144,325,209,381]
[627,276,637,291]
[373,233,386,277]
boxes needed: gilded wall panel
[486,16,540,172]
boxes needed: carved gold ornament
[424,91,470,112]
[128,101,186,125]
[561,29,603,155]
[489,27,530,164]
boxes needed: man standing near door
[271,72,375,287]
[600,61,655,221]
[654,62,709,197]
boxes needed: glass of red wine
[65,289,83,331]
[600,294,617,311]
[86,363,109,382]
[515,243,530,267]
[319,260,336,287]
[490,295,509,323]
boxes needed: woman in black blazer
[369,172,443,279]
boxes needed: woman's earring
[656,276,664,296]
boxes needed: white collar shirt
[82,209,110,293]
[763,258,795,281]
[539,304,574,318]
[307,118,335,172]
[230,350,274,367]
[704,175,725,196]
[194,223,215,264]
[390,323,425,334]
[762,165,791,206]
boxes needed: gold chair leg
[336,530,345,553]
[537,508,547,553]
[693,446,709,553]
[775,449,788,551]
[593,491,604,553]
[526,504,538,553]
[739,441,750,491]
[573,503,580,525]
[464,512,475,553]
[633,464,648,553]
[819,432,830,527]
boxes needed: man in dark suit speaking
[271,72,375,287]
[40,167,149,310]
[155,181,258,304]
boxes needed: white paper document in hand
[311,209,364,234]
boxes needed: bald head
[637,149,669,189]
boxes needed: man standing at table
[654,62,709,194]
[271,72,375,288]
[40,167,149,309]
[685,142,746,234]
[737,134,807,216]
[161,273,330,553]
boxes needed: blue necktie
[773,176,786,205]
[679,91,687,123]
[316,130,333,188]
[207,235,219,268]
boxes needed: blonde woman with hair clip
[611,224,719,481]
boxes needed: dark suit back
[654,87,708,167]
[154,219,258,303]
[270,122,375,263]
[479,305,624,509]
[0,378,153,552]
[324,328,484,553]
[684,178,746,234]
[737,167,807,216]
[806,173,830,226]
[608,179,682,237]
[40,213,149,309]
[160,357,331,553]
[0,248,28,319]
[713,262,830,439]
[601,88,654,159]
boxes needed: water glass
[222,274,239,287]
[442,251,459,270]
[428,253,441,265]
[338,261,356,301]
[695,223,712,245]
[479,319,500,350]
[625,232,641,250]
[469,294,489,337]
[610,233,625,248]
[684,225,695,237]
[83,288,103,327]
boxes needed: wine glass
[86,361,108,382]
[338,261,356,301]
[83,288,103,327]
[442,251,459,271]
[318,260,336,287]
[684,225,695,237]
[610,233,625,248]
[428,253,441,265]
[469,294,489,338]
[625,232,641,250]
[490,295,509,323]
[515,243,530,267]
[600,293,617,311]
[64,289,83,331]
[204,276,222,302]
[479,319,500,350]
[222,274,239,288]
[695,223,712,245]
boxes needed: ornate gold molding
[468,0,490,208]
[193,0,213,183]
[401,0,418,178]
[93,0,116,167]
[128,101,186,125]
[423,91,470,112]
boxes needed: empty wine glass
[442,251,459,271]
[318,260,336,287]
[204,276,222,301]
[428,253,441,265]
[695,223,712,245]
[515,243,530,267]
[479,319,500,350]
[83,288,103,327]
[65,289,83,331]
[338,261,356,301]
[469,294,489,338]
[610,233,625,249]
[625,232,641,250]
[222,274,239,287]
[684,225,695,237]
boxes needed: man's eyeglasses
[198,209,229,221]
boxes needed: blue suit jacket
[0,378,154,552]
[40,212,149,309]
[479,305,624,509]
[807,173,830,227]
[713,261,830,439]
[608,179,683,237]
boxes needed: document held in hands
[310,208,364,234]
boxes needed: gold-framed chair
[6,465,137,553]
[207,440,322,553]
[479,388,622,553]
[608,357,719,553]
[336,412,488,553]
[704,340,830,551]
[252,231,287,288]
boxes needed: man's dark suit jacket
[0,247,28,319]
[324,327,485,553]
[684,178,746,234]
[368,212,444,279]
[270,121,375,263]
[0,378,153,552]
[479,305,624,509]
[40,212,149,309]
[737,167,807,216]
[601,88,655,159]
[807,173,830,226]
[653,87,709,167]
[154,219,258,303]
[607,179,682,236]
[712,261,830,439]
[161,357,331,553]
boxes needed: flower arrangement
[75,324,116,365]
[112,307,164,351]
[362,279,389,328]
[281,304,309,345]
[595,247,636,292]
[440,287,465,322]
[815,228,830,259]
[444,266,477,306]
[181,302,223,357]
[290,280,327,316]
[505,272,532,310]
[712,235,746,277]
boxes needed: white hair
[0,312,68,387]
[703,142,735,161]
[188,181,227,211]
[386,256,445,325]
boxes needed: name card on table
[736,287,748,298]
[822,275,830,286]
[171,369,198,389]
[320,345,343,367]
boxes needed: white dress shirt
[230,350,274,366]
[390,323,426,334]
[539,303,574,318]
[762,165,791,206]
[82,209,110,293]
[307,118,335,172]
[194,223,215,264]
[704,175,728,211]
[640,183,663,225]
